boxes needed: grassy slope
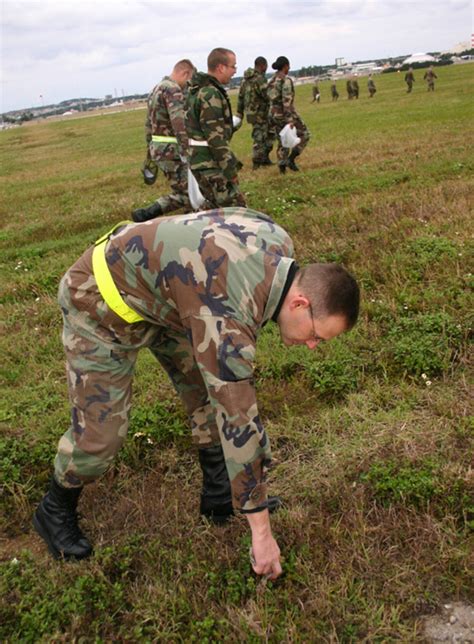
[0,64,473,642]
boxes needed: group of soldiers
[133,49,311,224]
[405,66,438,92]
[311,75,376,104]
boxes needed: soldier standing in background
[405,67,415,93]
[423,66,438,91]
[351,77,360,99]
[267,56,310,174]
[346,78,354,100]
[185,48,246,208]
[311,82,321,103]
[331,80,339,101]
[235,56,273,170]
[132,60,195,223]
[367,74,377,98]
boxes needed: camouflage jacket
[267,71,297,124]
[236,68,269,124]
[424,70,437,81]
[405,71,415,83]
[185,72,241,181]
[146,76,188,162]
[63,208,295,512]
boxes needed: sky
[1,0,472,112]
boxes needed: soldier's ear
[288,294,310,311]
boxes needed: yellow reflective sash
[152,135,178,144]
[92,221,145,324]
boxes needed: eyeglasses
[307,302,325,345]
[224,64,237,69]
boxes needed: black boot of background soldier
[288,149,300,172]
[199,444,282,524]
[33,477,93,560]
[132,202,163,223]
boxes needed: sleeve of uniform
[282,78,294,123]
[164,86,188,155]
[184,314,272,513]
[199,89,239,181]
[236,82,245,119]
[257,76,268,107]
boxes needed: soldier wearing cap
[267,56,310,174]
[236,56,274,169]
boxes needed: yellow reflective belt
[92,221,145,324]
[152,135,178,144]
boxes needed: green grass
[1,63,473,641]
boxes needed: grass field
[1,64,473,642]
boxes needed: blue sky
[1,0,472,112]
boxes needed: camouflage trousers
[154,157,192,214]
[54,284,220,488]
[270,117,310,166]
[191,169,247,209]
[251,121,273,163]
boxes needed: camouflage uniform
[146,77,191,214]
[367,77,376,97]
[351,79,359,99]
[405,70,415,93]
[346,79,354,100]
[267,71,310,168]
[311,83,320,103]
[185,72,245,208]
[54,208,295,513]
[236,68,273,165]
[423,68,437,91]
[331,82,339,101]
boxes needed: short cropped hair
[254,56,267,68]
[296,263,360,329]
[208,48,234,71]
[173,59,195,73]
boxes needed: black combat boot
[199,444,282,524]
[132,202,163,223]
[279,163,287,175]
[288,150,300,172]
[33,477,93,560]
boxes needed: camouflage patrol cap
[272,56,290,70]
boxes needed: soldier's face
[220,54,237,84]
[278,303,347,351]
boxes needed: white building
[403,53,437,65]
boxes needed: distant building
[441,41,470,55]
[335,57,346,67]
[402,52,437,64]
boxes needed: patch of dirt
[423,602,474,643]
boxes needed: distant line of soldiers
[133,50,310,222]
[309,75,376,103]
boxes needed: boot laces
[63,509,87,541]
